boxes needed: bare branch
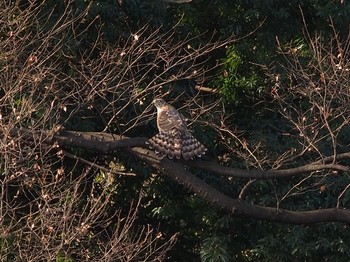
[129,147,350,224]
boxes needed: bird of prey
[147,98,207,160]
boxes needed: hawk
[147,98,207,160]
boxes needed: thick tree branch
[5,128,350,224]
[129,147,350,224]
[6,128,350,178]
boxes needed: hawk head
[152,98,167,109]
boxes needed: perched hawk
[147,98,207,160]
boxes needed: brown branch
[6,128,350,179]
[188,159,349,178]
[5,128,350,224]
[53,130,147,152]
[6,128,147,152]
[129,147,350,224]
[194,85,218,94]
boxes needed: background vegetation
[1,0,350,261]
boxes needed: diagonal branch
[6,128,350,178]
[4,127,350,224]
[129,147,350,224]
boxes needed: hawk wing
[157,105,187,136]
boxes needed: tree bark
[6,128,350,224]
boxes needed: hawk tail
[181,133,207,160]
[147,132,206,160]
[147,132,181,159]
